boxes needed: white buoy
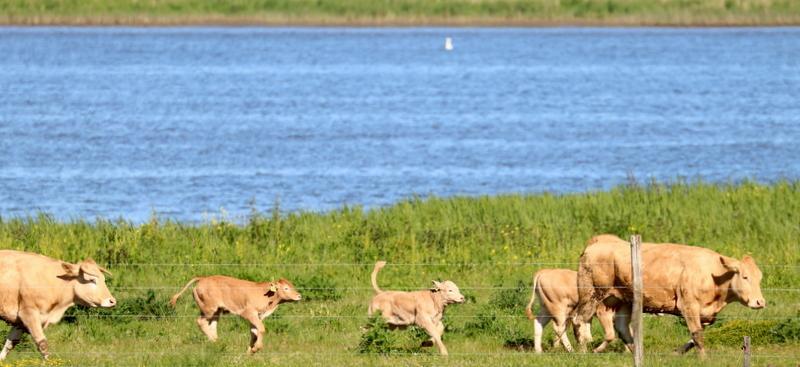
[444,37,453,51]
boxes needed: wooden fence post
[630,234,644,367]
[743,335,751,367]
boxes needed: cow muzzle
[101,298,117,308]
[748,298,766,309]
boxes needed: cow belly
[643,293,678,314]
[0,303,20,325]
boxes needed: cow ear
[61,262,79,276]
[265,283,277,297]
[720,256,740,273]
[79,261,101,277]
[98,265,112,276]
[430,280,441,292]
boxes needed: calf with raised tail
[170,275,301,354]
[367,261,465,356]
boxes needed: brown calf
[170,275,301,354]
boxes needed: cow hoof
[420,340,434,347]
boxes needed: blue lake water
[1,27,799,222]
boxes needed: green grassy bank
[0,180,798,366]
[1,0,800,26]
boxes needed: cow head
[431,280,466,304]
[267,278,302,303]
[61,259,116,308]
[720,255,765,309]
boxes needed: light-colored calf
[525,268,617,353]
[367,261,465,356]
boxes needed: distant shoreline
[3,0,800,28]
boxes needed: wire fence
[5,350,799,358]
[66,314,800,320]
[105,262,800,268]
[3,345,800,360]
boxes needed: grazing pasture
[0,181,798,366]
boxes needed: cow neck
[718,284,738,311]
[711,272,736,312]
[429,290,446,315]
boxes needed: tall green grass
[1,0,800,25]
[0,180,798,366]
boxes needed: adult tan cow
[574,234,766,357]
[368,261,465,356]
[524,268,618,353]
[0,250,116,360]
[170,275,301,354]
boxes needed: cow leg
[417,317,447,356]
[552,315,573,352]
[676,339,696,354]
[208,311,221,341]
[241,311,266,354]
[533,312,551,353]
[573,318,592,353]
[420,321,444,348]
[593,305,616,353]
[681,308,705,359]
[18,312,48,360]
[0,326,23,360]
[613,304,634,352]
[196,314,216,341]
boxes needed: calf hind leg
[593,305,616,353]
[196,310,221,341]
[533,312,551,353]
[551,315,573,353]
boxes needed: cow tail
[371,261,386,294]
[170,277,200,307]
[574,253,597,324]
[525,271,541,320]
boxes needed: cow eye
[742,275,749,280]
[448,290,452,292]
[284,287,289,291]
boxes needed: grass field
[0,180,798,366]
[1,0,800,26]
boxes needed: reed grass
[1,0,799,26]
